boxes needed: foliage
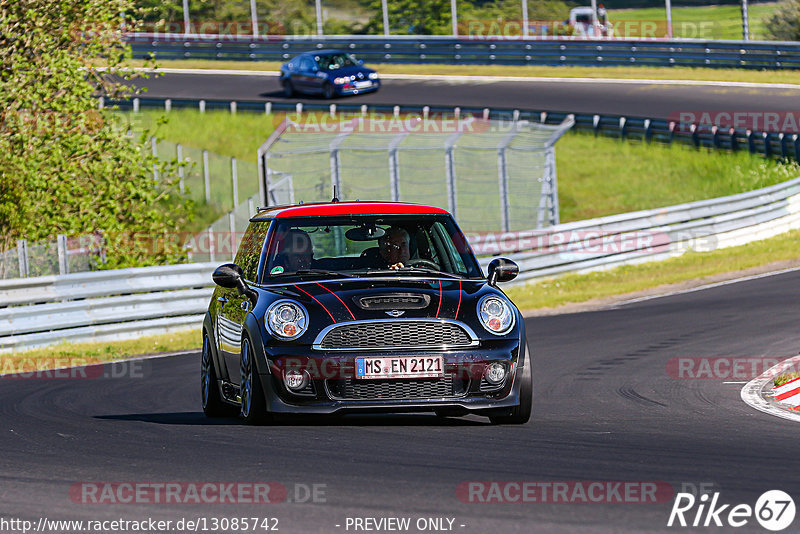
[764,0,800,41]
[775,372,800,388]
[0,0,193,268]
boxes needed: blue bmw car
[279,50,381,99]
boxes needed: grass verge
[610,3,779,41]
[505,228,800,311]
[1,329,200,374]
[125,59,800,85]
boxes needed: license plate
[354,81,372,89]
[355,356,443,379]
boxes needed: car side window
[234,221,270,282]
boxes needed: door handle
[241,301,250,311]
[217,297,228,303]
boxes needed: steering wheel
[406,258,440,270]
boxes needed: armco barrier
[3,177,800,351]
[126,34,800,70]
[0,263,217,352]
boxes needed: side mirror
[487,258,519,286]
[213,264,257,302]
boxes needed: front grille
[317,321,473,350]
[326,376,469,400]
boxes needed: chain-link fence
[0,235,103,280]
[257,115,573,234]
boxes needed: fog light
[485,362,507,385]
[284,370,309,391]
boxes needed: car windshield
[316,53,358,70]
[264,215,483,280]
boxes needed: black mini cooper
[202,201,531,424]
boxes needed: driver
[378,226,411,270]
[275,229,313,272]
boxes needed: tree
[765,0,800,41]
[0,0,193,268]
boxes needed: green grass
[129,59,800,85]
[556,133,800,222]
[775,372,800,388]
[505,228,800,311]
[610,2,781,41]
[1,329,200,374]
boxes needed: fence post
[445,146,458,220]
[133,98,140,113]
[747,130,756,153]
[231,157,239,207]
[16,239,28,278]
[730,128,739,151]
[644,119,652,142]
[779,133,788,159]
[619,116,627,140]
[265,102,272,115]
[497,148,510,233]
[690,124,700,148]
[208,226,215,262]
[229,212,237,261]
[593,114,600,136]
[203,150,211,204]
[763,132,772,158]
[177,143,185,194]
[57,234,68,275]
[151,137,158,181]
[230,101,237,114]
[199,99,206,113]
[165,99,172,112]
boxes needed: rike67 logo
[668,490,796,531]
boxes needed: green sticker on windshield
[270,266,284,275]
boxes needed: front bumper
[336,80,381,95]
[255,341,524,415]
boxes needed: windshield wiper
[361,268,462,279]
[285,269,354,278]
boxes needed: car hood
[262,277,491,324]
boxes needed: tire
[490,348,532,425]
[201,334,237,418]
[323,83,335,99]
[240,336,271,425]
[282,79,294,98]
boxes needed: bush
[765,0,800,41]
[0,0,193,268]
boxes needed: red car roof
[255,201,450,219]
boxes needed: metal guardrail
[4,176,800,351]
[126,34,800,69]
[110,97,800,162]
[0,263,217,352]
[476,177,800,285]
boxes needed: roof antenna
[332,185,340,203]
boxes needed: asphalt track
[128,71,800,119]
[3,269,800,533]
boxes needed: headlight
[266,300,308,340]
[333,77,346,84]
[477,295,515,335]
[368,72,379,80]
